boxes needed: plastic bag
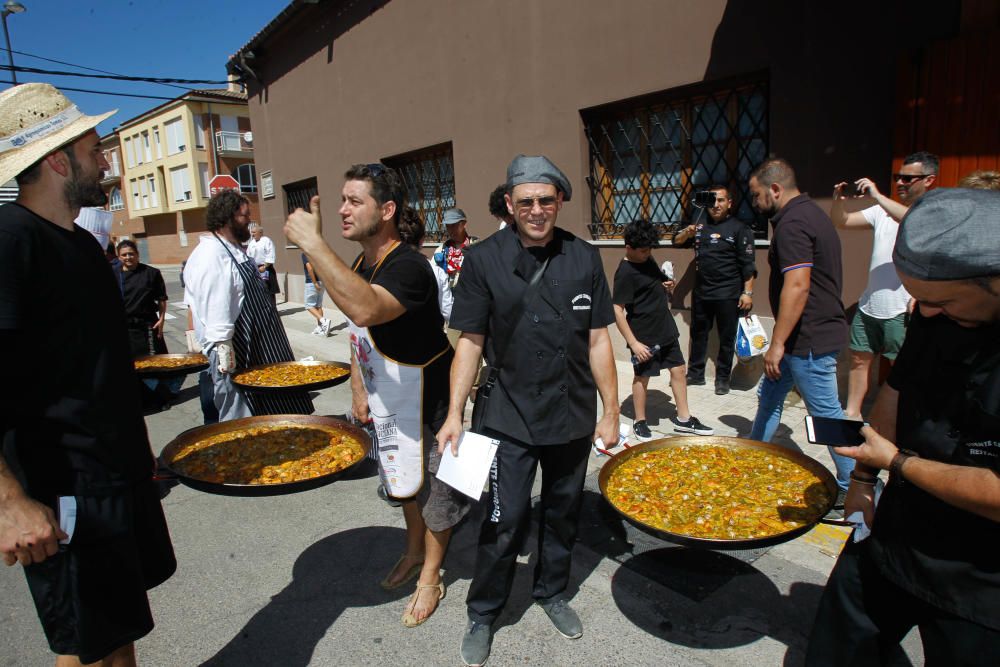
[736,314,769,362]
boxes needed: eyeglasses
[894,173,931,184]
[366,163,386,178]
[514,196,558,211]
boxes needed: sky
[0,0,290,136]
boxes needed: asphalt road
[1,265,922,666]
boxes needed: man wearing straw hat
[0,84,175,666]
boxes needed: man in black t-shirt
[0,83,175,665]
[614,220,714,441]
[285,163,467,629]
[746,158,853,506]
[672,185,756,394]
[807,188,1000,664]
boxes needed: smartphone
[804,416,866,446]
[839,181,861,197]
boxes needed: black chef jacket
[672,215,756,300]
[450,225,615,446]
[869,310,1000,630]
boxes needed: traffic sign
[209,175,241,197]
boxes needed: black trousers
[687,297,740,383]
[466,434,591,624]
[806,539,1000,666]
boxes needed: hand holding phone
[805,416,866,446]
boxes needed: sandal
[379,554,423,591]
[401,582,446,628]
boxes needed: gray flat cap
[894,188,1000,281]
[442,207,467,225]
[506,154,572,201]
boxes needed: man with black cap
[0,83,175,665]
[437,154,619,666]
[807,189,1000,664]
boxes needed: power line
[4,47,194,92]
[0,63,231,85]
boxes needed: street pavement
[1,266,922,666]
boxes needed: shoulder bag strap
[489,254,550,372]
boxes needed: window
[233,163,257,193]
[131,179,140,210]
[153,127,162,159]
[170,165,192,202]
[193,114,205,149]
[283,177,318,247]
[165,118,186,155]
[218,115,240,151]
[140,177,149,209]
[133,134,143,165]
[124,138,135,168]
[382,142,455,244]
[109,187,124,211]
[581,75,769,240]
[141,131,152,162]
[198,163,210,198]
[110,150,120,176]
[148,174,158,208]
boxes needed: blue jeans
[750,350,854,491]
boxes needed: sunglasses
[893,173,931,184]
[514,195,558,211]
[366,163,386,178]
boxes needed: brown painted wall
[242,0,957,316]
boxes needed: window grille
[283,177,318,214]
[582,76,769,241]
[383,142,456,244]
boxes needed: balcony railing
[215,130,253,154]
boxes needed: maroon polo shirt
[767,194,847,356]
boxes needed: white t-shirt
[858,205,911,319]
[246,235,276,266]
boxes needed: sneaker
[632,420,653,441]
[310,323,323,335]
[461,620,493,666]
[536,599,583,639]
[377,484,402,508]
[822,489,848,524]
[671,415,714,436]
[715,380,730,395]
[686,376,706,386]
[320,318,333,337]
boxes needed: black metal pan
[157,414,371,497]
[134,353,209,378]
[598,436,837,550]
[231,360,352,393]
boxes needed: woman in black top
[115,240,168,357]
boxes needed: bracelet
[849,470,877,486]
[889,449,918,485]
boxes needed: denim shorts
[304,282,324,308]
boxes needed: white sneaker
[311,324,323,335]
[320,318,333,337]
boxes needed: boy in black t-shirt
[613,220,713,440]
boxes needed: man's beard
[63,159,107,208]
[231,222,251,243]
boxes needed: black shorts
[632,338,685,378]
[23,480,176,663]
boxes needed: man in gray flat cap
[807,188,1000,664]
[433,206,478,289]
[437,154,619,666]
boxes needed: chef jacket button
[555,312,563,320]
[533,315,540,324]
[559,384,567,392]
[557,347,565,357]
[536,351,543,359]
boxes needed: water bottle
[631,344,661,366]
[593,423,631,457]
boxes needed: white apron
[348,244,446,498]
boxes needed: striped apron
[217,234,314,416]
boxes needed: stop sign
[209,175,241,197]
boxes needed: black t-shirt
[0,204,154,498]
[450,226,615,445]
[354,243,452,425]
[612,257,678,347]
[118,263,167,324]
[867,311,1000,629]
[672,215,756,300]
[767,194,847,355]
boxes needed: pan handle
[153,470,179,482]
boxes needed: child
[613,220,713,441]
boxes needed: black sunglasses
[514,195,559,210]
[893,173,931,184]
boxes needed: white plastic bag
[736,314,769,362]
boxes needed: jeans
[750,350,854,491]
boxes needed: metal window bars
[384,142,456,245]
[583,79,769,241]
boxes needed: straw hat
[0,83,116,185]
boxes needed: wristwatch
[889,449,918,485]
[741,291,753,297]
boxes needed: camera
[693,190,717,208]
